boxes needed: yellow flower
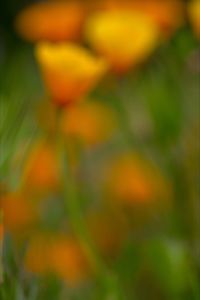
[92,0,184,38]
[15,1,85,42]
[35,43,108,106]
[61,100,116,146]
[188,0,200,39]
[85,10,159,73]
[105,153,172,205]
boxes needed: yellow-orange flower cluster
[6,0,187,289]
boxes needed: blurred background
[0,0,200,299]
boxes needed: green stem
[56,108,123,300]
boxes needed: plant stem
[56,108,123,300]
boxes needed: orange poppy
[61,100,116,146]
[105,153,172,205]
[15,1,85,42]
[24,234,89,284]
[1,192,37,238]
[35,43,108,106]
[50,236,89,284]
[22,139,60,194]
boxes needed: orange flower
[61,100,116,146]
[1,192,37,238]
[22,139,60,194]
[132,0,184,37]
[24,234,88,284]
[188,0,200,39]
[105,153,172,205]
[35,43,108,106]
[50,236,88,284]
[85,10,159,73]
[15,1,85,42]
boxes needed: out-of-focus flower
[188,0,200,39]
[92,0,184,38]
[50,236,89,284]
[86,210,128,258]
[105,153,172,205]
[1,192,37,238]
[35,43,108,106]
[24,234,88,284]
[61,100,117,146]
[85,10,159,73]
[134,0,184,37]
[22,139,60,194]
[15,1,85,42]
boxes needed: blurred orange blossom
[22,139,60,194]
[24,234,89,284]
[35,43,108,106]
[1,192,38,239]
[15,1,86,42]
[188,0,200,39]
[50,236,89,284]
[105,153,172,206]
[61,100,117,146]
[85,10,159,73]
